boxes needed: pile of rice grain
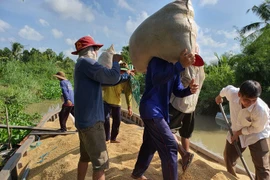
[18,118,249,180]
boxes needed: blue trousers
[132,118,178,180]
[104,103,121,141]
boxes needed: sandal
[182,153,194,172]
[131,174,151,180]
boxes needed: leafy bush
[0,44,75,147]
[0,96,41,145]
[40,80,62,100]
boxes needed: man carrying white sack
[169,48,205,161]
[131,49,198,180]
[103,60,134,144]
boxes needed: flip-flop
[131,174,151,180]
[182,153,194,172]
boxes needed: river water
[192,114,255,173]
[26,98,268,173]
[24,99,62,116]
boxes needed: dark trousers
[224,138,270,180]
[132,118,178,180]
[104,103,121,141]
[59,104,74,131]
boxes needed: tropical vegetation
[0,0,269,148]
[0,44,75,146]
[240,0,270,41]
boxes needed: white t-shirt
[220,85,270,148]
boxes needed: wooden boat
[215,112,231,130]
[0,109,252,180]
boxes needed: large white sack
[129,0,197,73]
[98,44,115,68]
[181,43,200,87]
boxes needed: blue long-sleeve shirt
[139,57,191,123]
[74,57,120,129]
[102,72,130,86]
[60,80,74,105]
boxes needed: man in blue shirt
[54,71,74,132]
[131,49,198,180]
[72,36,121,180]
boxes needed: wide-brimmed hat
[119,61,129,71]
[53,71,67,80]
[193,54,204,67]
[71,36,103,55]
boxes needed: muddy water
[192,114,255,173]
[24,99,62,116]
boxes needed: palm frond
[240,22,262,34]
[252,3,270,22]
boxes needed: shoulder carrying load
[98,44,115,68]
[170,54,205,113]
[129,0,197,73]
[181,43,201,87]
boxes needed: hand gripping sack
[129,0,197,73]
[98,44,115,68]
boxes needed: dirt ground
[18,117,250,180]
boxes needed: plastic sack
[129,0,197,73]
[69,113,75,125]
[98,44,115,68]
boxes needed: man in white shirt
[215,80,270,180]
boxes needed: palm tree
[11,42,24,60]
[240,0,270,39]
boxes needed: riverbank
[17,116,250,180]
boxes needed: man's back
[74,57,120,129]
[103,81,132,106]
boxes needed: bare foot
[131,174,150,180]
[182,152,194,172]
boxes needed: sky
[0,0,262,64]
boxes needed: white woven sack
[98,44,115,68]
[129,0,197,73]
[69,113,75,125]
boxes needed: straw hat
[71,36,103,55]
[53,71,67,80]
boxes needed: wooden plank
[0,124,61,132]
[5,107,12,150]
[0,135,35,180]
[189,140,255,176]
[30,130,77,135]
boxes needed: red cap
[193,54,204,66]
[71,36,103,55]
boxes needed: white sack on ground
[98,44,115,68]
[129,0,197,73]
